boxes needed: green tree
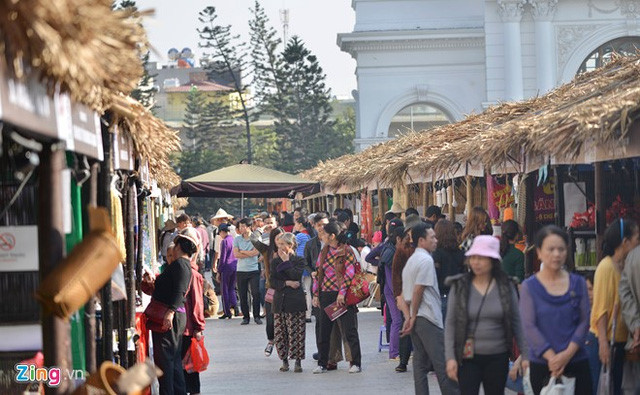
[275,36,335,173]
[198,6,253,163]
[183,87,204,147]
[330,107,356,158]
[249,0,283,116]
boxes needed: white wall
[343,0,640,151]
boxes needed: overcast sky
[135,0,357,98]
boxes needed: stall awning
[172,164,321,198]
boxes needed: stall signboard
[139,158,151,185]
[0,226,38,272]
[71,102,104,160]
[112,126,135,170]
[0,60,59,140]
[534,175,556,223]
[55,93,104,160]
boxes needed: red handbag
[335,247,370,306]
[144,299,172,333]
[345,263,370,305]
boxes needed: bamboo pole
[39,144,72,394]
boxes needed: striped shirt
[313,246,357,297]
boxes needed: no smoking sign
[0,233,16,251]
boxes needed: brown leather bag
[36,230,122,319]
[144,299,172,333]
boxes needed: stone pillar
[498,0,526,101]
[531,0,558,93]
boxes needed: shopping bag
[523,367,535,395]
[540,375,576,395]
[597,364,612,395]
[505,361,524,393]
[183,337,210,373]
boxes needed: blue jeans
[259,276,266,308]
[586,331,625,395]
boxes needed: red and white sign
[0,226,38,271]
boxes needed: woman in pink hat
[444,235,528,395]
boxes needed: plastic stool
[378,325,389,352]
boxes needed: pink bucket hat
[372,231,383,243]
[465,235,502,261]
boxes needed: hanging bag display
[36,208,123,319]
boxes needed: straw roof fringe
[111,95,181,189]
[0,0,148,112]
[304,54,640,190]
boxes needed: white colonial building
[339,0,640,151]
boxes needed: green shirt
[501,244,524,282]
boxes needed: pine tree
[275,36,335,173]
[198,95,242,152]
[249,0,283,116]
[183,87,204,149]
[198,6,253,163]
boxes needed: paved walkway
[198,307,440,394]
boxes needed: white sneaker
[348,365,361,373]
[313,366,327,374]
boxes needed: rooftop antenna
[279,9,290,43]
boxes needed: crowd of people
[149,203,640,395]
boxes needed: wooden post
[466,176,473,219]
[98,119,113,366]
[401,184,409,215]
[595,162,605,261]
[448,180,455,221]
[84,163,99,373]
[420,183,427,216]
[39,144,73,394]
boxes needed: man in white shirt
[399,222,459,395]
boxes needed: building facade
[339,0,640,151]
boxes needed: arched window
[578,36,640,74]
[388,103,452,138]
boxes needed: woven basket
[36,231,123,319]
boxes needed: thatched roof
[111,95,181,189]
[305,54,640,190]
[0,0,147,112]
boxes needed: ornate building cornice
[338,31,485,57]
[498,0,526,22]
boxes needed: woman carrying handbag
[312,220,363,374]
[444,235,529,395]
[142,232,196,395]
[270,232,307,372]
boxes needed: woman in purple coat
[216,223,238,319]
